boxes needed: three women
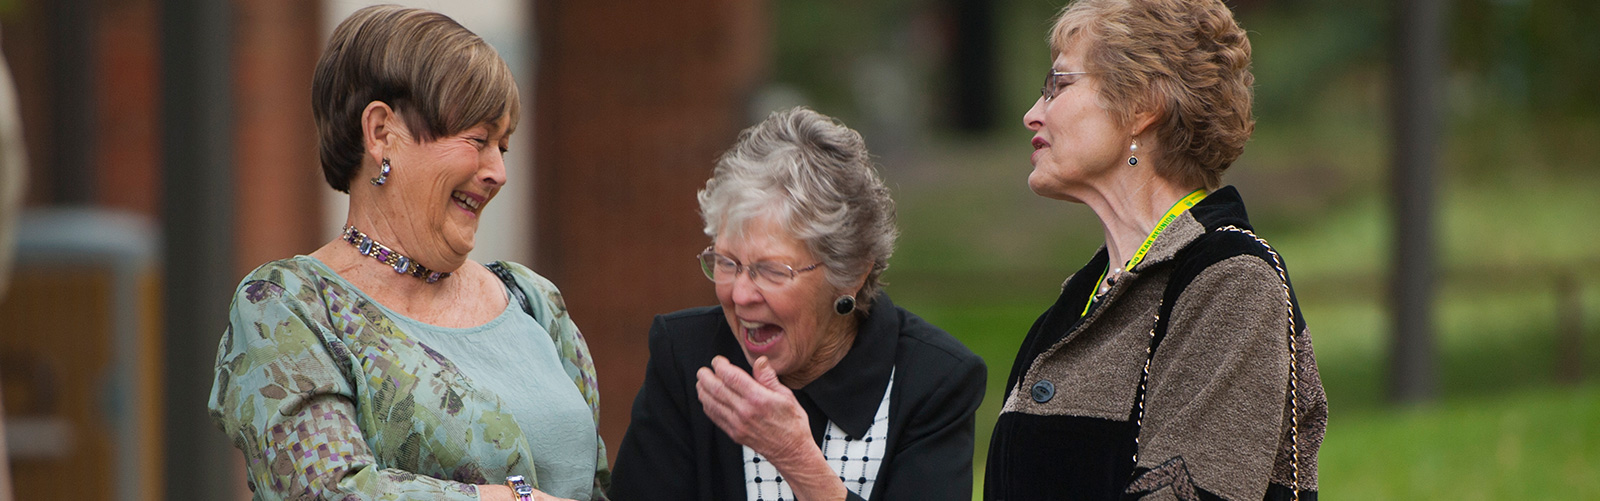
[211,1,1325,500]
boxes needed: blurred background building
[0,0,1595,499]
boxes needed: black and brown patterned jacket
[985,187,1327,501]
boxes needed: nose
[728,270,764,306]
[1024,98,1045,131]
[480,149,507,187]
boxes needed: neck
[312,232,463,301]
[779,318,858,389]
[1074,173,1197,267]
[345,190,467,273]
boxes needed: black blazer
[609,293,986,501]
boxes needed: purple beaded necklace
[341,225,452,283]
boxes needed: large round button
[1030,379,1055,403]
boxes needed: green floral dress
[208,258,610,500]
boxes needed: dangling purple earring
[371,158,391,186]
[1127,140,1139,166]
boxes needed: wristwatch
[505,475,534,501]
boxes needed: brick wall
[534,0,769,458]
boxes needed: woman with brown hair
[985,0,1327,499]
[208,6,607,500]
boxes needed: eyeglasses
[1041,70,1090,101]
[697,247,824,289]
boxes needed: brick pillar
[233,0,324,277]
[95,0,160,215]
[533,0,768,459]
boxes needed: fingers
[697,356,782,442]
[709,356,762,396]
[697,371,752,440]
[751,356,784,391]
[696,363,751,411]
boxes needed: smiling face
[713,214,854,381]
[377,113,512,270]
[1023,40,1131,202]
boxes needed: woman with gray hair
[608,107,986,500]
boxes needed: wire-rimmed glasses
[1041,70,1090,101]
[697,247,823,289]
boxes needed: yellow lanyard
[1081,188,1208,317]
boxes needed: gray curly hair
[698,107,898,316]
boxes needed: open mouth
[451,191,484,214]
[1032,137,1049,150]
[739,319,784,349]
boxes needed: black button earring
[833,295,856,315]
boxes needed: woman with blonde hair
[985,0,1327,499]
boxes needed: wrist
[477,485,512,501]
[768,444,846,501]
[766,434,822,470]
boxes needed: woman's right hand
[697,356,846,501]
[478,484,576,501]
[695,356,814,461]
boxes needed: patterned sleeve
[207,276,481,500]
[505,262,612,500]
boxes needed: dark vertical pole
[1388,0,1443,404]
[47,0,95,204]
[161,0,237,497]
[1556,274,1583,385]
[950,0,995,132]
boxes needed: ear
[842,266,873,299]
[1128,101,1163,139]
[361,101,400,166]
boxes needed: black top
[609,293,987,501]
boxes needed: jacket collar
[1127,185,1251,273]
[794,291,898,438]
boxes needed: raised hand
[696,356,815,463]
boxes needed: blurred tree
[1454,0,1600,119]
[949,0,996,132]
[1389,0,1444,404]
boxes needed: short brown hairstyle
[312,5,519,192]
[1049,0,1254,189]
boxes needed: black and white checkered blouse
[742,370,894,501]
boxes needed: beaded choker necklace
[341,225,452,283]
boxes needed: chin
[445,227,478,255]
[1026,176,1058,199]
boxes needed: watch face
[506,475,533,496]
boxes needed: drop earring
[1128,140,1139,166]
[370,158,391,186]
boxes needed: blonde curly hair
[1050,0,1254,189]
